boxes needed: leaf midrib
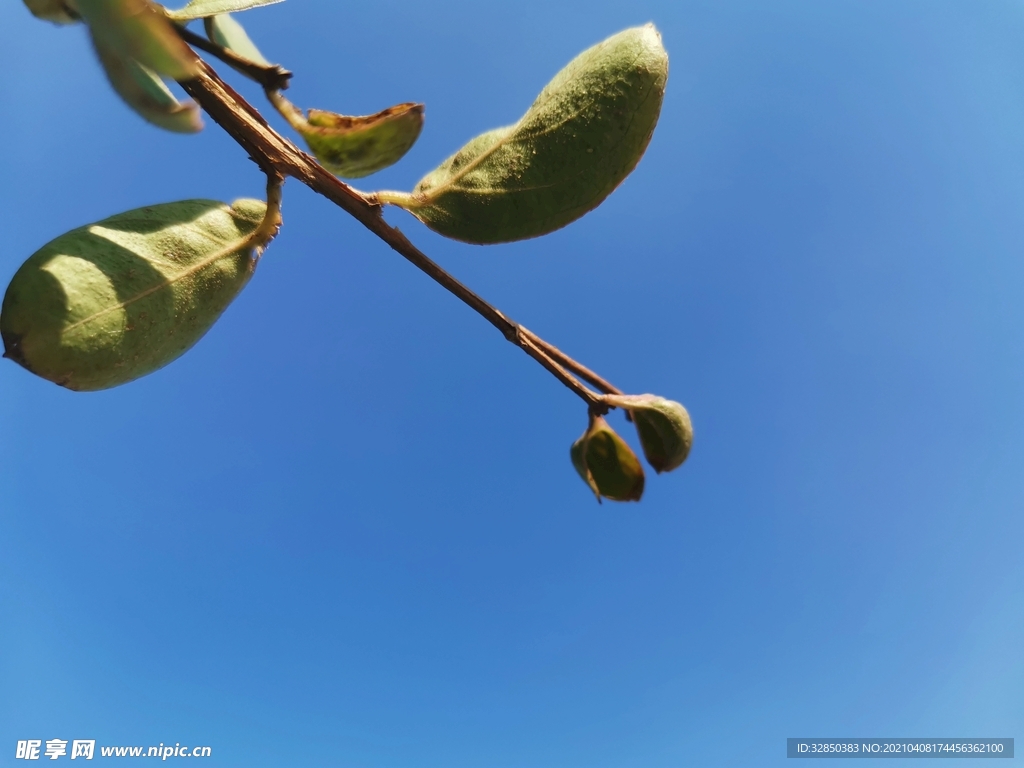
[63,231,251,336]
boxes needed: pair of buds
[571,395,693,503]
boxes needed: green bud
[570,415,645,502]
[605,394,693,473]
[23,0,79,24]
[380,24,668,244]
[76,0,200,82]
[166,0,282,22]
[1,198,267,391]
[204,13,270,67]
[91,28,203,133]
[272,93,424,179]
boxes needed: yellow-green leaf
[1,199,266,391]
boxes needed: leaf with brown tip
[289,102,424,179]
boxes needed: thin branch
[178,62,611,411]
[177,25,292,92]
[519,329,624,396]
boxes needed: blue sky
[0,1,1021,766]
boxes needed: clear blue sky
[1,1,1021,765]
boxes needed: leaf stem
[179,61,614,413]
[251,172,284,255]
[263,89,310,132]
[373,190,419,208]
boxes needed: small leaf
[166,0,282,21]
[91,29,202,133]
[570,415,645,502]
[76,0,199,81]
[382,25,668,244]
[204,13,269,66]
[23,0,79,24]
[273,94,424,179]
[1,198,267,391]
[604,395,693,473]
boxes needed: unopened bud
[604,394,693,473]
[570,415,645,502]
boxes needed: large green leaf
[77,0,200,81]
[382,25,668,244]
[166,0,282,21]
[1,199,266,391]
[91,28,202,133]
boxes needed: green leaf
[382,25,668,244]
[77,0,200,81]
[166,0,282,21]
[1,199,267,391]
[22,0,79,24]
[604,395,693,473]
[204,13,269,66]
[91,29,203,133]
[570,415,645,502]
[272,94,423,179]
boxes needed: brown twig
[520,329,624,396]
[177,26,292,92]
[178,61,616,412]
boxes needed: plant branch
[519,329,624,396]
[178,61,612,411]
[177,25,292,92]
